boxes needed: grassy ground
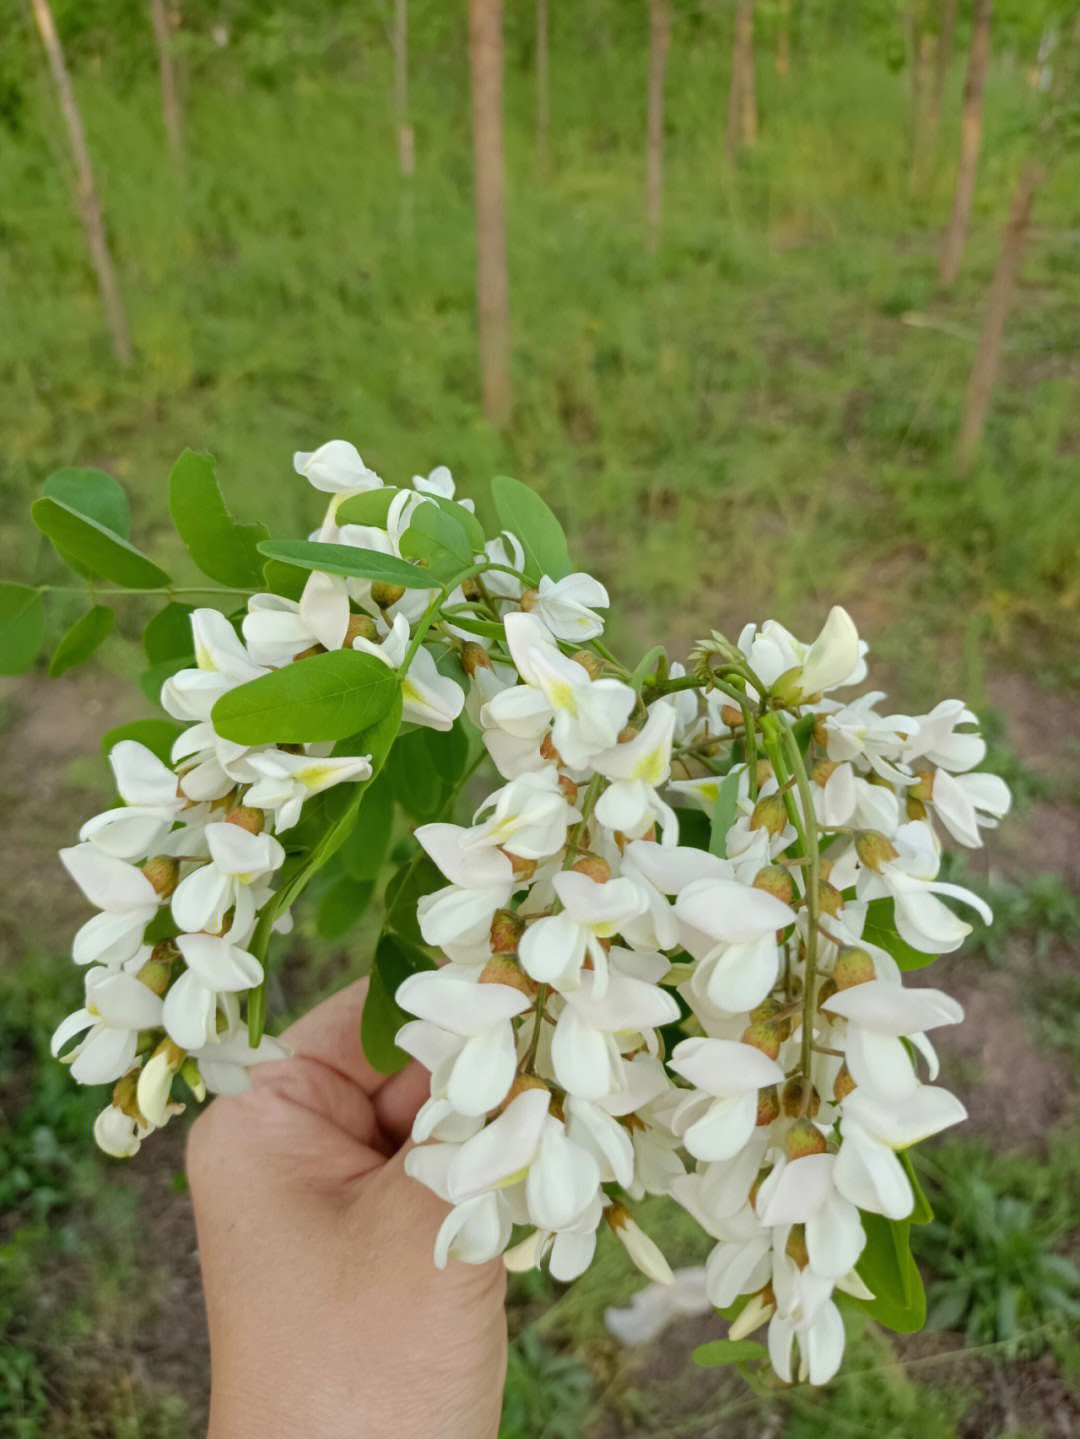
[1,9,1079,1436]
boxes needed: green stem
[38,583,254,600]
[399,563,483,674]
[778,719,822,1114]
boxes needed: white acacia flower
[162,934,263,1049]
[294,440,382,495]
[243,749,373,831]
[94,1102,154,1158]
[396,967,532,1117]
[354,613,464,731]
[593,702,679,841]
[51,968,164,1085]
[925,768,1011,848]
[821,977,963,1099]
[415,823,516,954]
[899,699,985,772]
[464,768,580,860]
[798,606,862,697]
[755,1152,866,1280]
[59,844,161,968]
[530,573,609,641]
[79,742,190,861]
[673,876,794,1013]
[668,1038,785,1161]
[857,821,993,953]
[160,610,266,723]
[187,1005,290,1095]
[518,869,649,996]
[768,1256,846,1386]
[548,963,680,1101]
[170,822,285,938]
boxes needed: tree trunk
[469,0,511,427]
[536,0,549,171]
[925,0,958,155]
[726,0,756,164]
[148,0,183,168]
[31,0,132,366]
[956,160,1043,474]
[938,0,993,288]
[394,0,413,176]
[645,0,671,253]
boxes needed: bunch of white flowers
[37,441,1010,1387]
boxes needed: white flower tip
[800,606,861,696]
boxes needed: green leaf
[102,718,184,764]
[362,931,437,1073]
[143,603,195,665]
[692,1340,768,1368]
[384,854,445,946]
[257,540,437,589]
[709,769,743,858]
[490,475,572,582]
[854,1213,927,1333]
[440,612,506,641]
[900,1151,934,1225]
[168,450,268,588]
[631,645,667,690]
[332,687,404,768]
[432,495,486,551]
[338,774,395,881]
[211,649,400,746]
[791,712,817,758]
[48,605,114,676]
[385,731,448,823]
[316,875,374,940]
[862,898,937,971]
[0,583,46,675]
[262,558,308,602]
[43,467,131,537]
[334,488,401,528]
[139,657,191,707]
[31,497,170,589]
[400,502,474,581]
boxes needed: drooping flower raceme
[42,442,1010,1388]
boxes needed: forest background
[1,1,1079,1435]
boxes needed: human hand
[187,979,508,1439]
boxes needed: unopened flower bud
[557,775,579,804]
[784,1117,827,1159]
[756,1085,780,1126]
[488,910,526,957]
[295,644,325,661]
[785,1225,810,1269]
[136,959,173,997]
[812,719,829,749]
[817,880,843,917]
[741,1020,782,1060]
[781,1078,820,1119]
[572,854,611,883]
[753,866,794,906]
[720,705,743,728]
[571,650,602,679]
[750,794,788,837]
[461,575,482,602]
[461,642,493,676]
[519,589,539,612]
[755,759,772,790]
[539,734,562,764]
[909,768,935,804]
[833,1064,856,1101]
[371,581,405,608]
[770,666,804,706]
[112,1071,145,1123]
[810,758,838,787]
[604,1203,674,1284]
[855,830,899,873]
[503,850,537,880]
[179,1058,206,1102]
[225,805,264,834]
[906,795,928,822]
[727,1285,776,1340]
[480,955,537,995]
[833,947,875,989]
[141,855,179,897]
[345,613,379,646]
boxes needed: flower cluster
[49,440,1010,1386]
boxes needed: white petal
[447,1024,518,1116]
[682,1092,758,1162]
[526,1125,600,1231]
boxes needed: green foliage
[862,897,943,970]
[211,648,401,745]
[31,480,170,590]
[48,604,114,677]
[0,583,45,675]
[361,931,437,1074]
[915,1143,1080,1356]
[498,1332,593,1439]
[853,1213,927,1334]
[400,500,477,582]
[167,449,269,587]
[101,717,185,762]
[692,1338,767,1367]
[708,770,742,858]
[491,476,573,584]
[257,539,441,588]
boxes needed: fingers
[278,977,390,1097]
[373,1060,431,1145]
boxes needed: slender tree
[725,0,757,165]
[775,0,791,77]
[536,0,550,171]
[31,0,132,365]
[394,0,413,177]
[148,0,183,168]
[925,0,958,155]
[645,0,672,253]
[956,161,1043,474]
[938,0,993,287]
[469,0,511,426]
